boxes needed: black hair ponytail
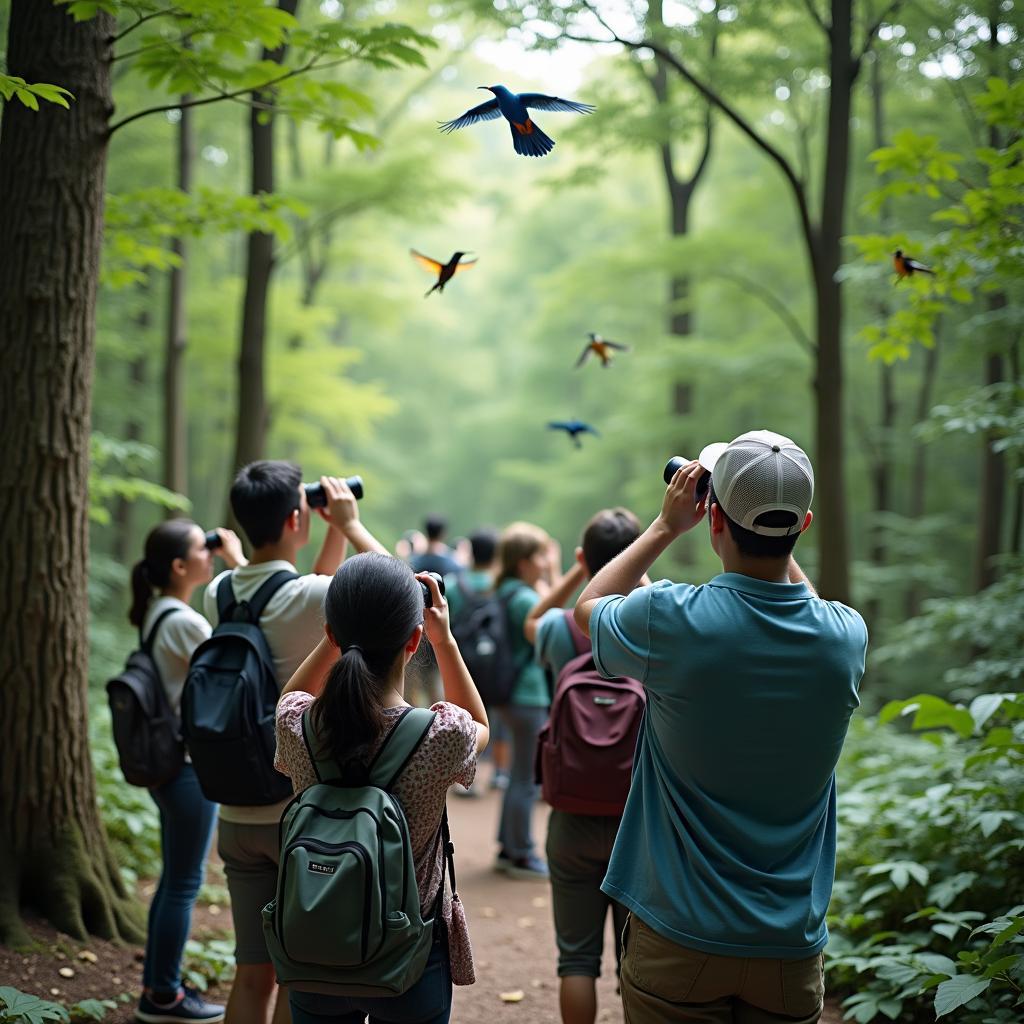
[312,553,424,769]
[128,519,198,628]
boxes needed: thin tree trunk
[1010,339,1023,557]
[232,0,300,473]
[0,0,143,945]
[904,331,941,619]
[164,99,193,499]
[812,0,855,602]
[113,347,148,565]
[975,331,1007,590]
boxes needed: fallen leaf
[516,916,535,928]
[208,905,221,915]
[78,950,98,963]
[499,990,524,1003]
[58,967,75,978]
[50,988,61,995]
[531,896,547,908]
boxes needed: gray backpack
[262,706,455,997]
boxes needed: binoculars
[664,457,712,504]
[205,530,222,551]
[305,476,364,508]
[419,571,446,609]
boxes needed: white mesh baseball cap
[698,430,814,537]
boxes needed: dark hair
[129,519,199,628]
[469,528,498,568]
[424,515,447,542]
[230,460,302,548]
[581,507,641,575]
[312,554,424,771]
[708,482,801,559]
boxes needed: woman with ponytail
[130,519,246,1024]
[275,553,490,1024]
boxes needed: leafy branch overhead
[0,74,74,110]
[56,0,435,140]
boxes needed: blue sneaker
[505,855,549,880]
[136,986,225,1023]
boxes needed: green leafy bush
[828,694,1024,1021]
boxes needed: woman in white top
[129,518,244,1024]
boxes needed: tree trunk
[231,0,300,474]
[904,332,941,619]
[0,0,143,946]
[812,0,855,602]
[113,349,148,565]
[164,99,193,499]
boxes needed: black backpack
[106,608,186,789]
[449,580,525,707]
[181,570,298,806]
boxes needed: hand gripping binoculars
[663,456,712,505]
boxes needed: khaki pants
[620,914,824,1024]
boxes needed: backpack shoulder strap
[141,607,183,654]
[215,573,237,621]
[368,707,437,791]
[563,609,591,657]
[246,569,300,621]
[301,705,341,783]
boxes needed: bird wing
[410,249,443,274]
[906,257,933,273]
[453,258,478,275]
[575,343,593,367]
[548,421,570,431]
[604,340,630,351]
[518,93,596,115]
[438,98,502,134]
[581,423,600,436]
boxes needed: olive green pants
[620,914,825,1024]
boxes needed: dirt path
[0,783,843,1022]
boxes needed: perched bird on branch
[576,332,630,369]
[439,85,595,158]
[548,419,600,449]
[410,249,476,297]
[893,249,935,281]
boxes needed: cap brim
[698,442,728,474]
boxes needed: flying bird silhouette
[410,249,477,297]
[576,332,630,369]
[549,419,600,450]
[439,85,595,158]
[893,249,935,282]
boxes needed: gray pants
[496,704,548,860]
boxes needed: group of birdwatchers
[119,421,868,1024]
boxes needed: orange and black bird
[576,332,630,369]
[549,419,600,449]
[410,249,477,297]
[893,249,935,282]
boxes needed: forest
[0,0,1021,1022]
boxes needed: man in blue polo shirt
[574,431,866,1023]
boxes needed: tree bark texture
[811,0,855,602]
[0,0,143,945]
[164,99,193,499]
[232,0,300,474]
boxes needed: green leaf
[934,975,991,1016]
[0,986,71,1023]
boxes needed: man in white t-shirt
[205,461,387,1024]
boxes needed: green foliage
[0,989,68,1024]
[89,433,189,525]
[0,76,73,110]
[828,695,1024,1021]
[181,937,236,991]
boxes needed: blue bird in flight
[439,85,595,158]
[549,419,600,449]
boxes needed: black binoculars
[664,457,712,504]
[305,476,365,508]
[205,530,222,551]
[419,571,446,609]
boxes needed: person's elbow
[475,723,490,755]
[573,598,595,637]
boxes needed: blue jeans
[496,704,548,859]
[288,925,451,1024]
[141,763,218,992]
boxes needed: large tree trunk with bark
[0,0,143,946]
[812,0,855,603]
[164,100,193,499]
[231,0,300,474]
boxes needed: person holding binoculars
[128,519,244,1024]
[202,460,384,1024]
[572,432,867,1024]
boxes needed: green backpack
[262,705,454,997]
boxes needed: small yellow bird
[575,332,630,369]
[409,249,477,297]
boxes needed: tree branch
[857,0,904,65]
[703,269,816,354]
[111,7,178,44]
[798,0,831,37]
[566,24,817,257]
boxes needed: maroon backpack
[535,612,646,817]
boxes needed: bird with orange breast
[575,332,630,369]
[893,249,935,282]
